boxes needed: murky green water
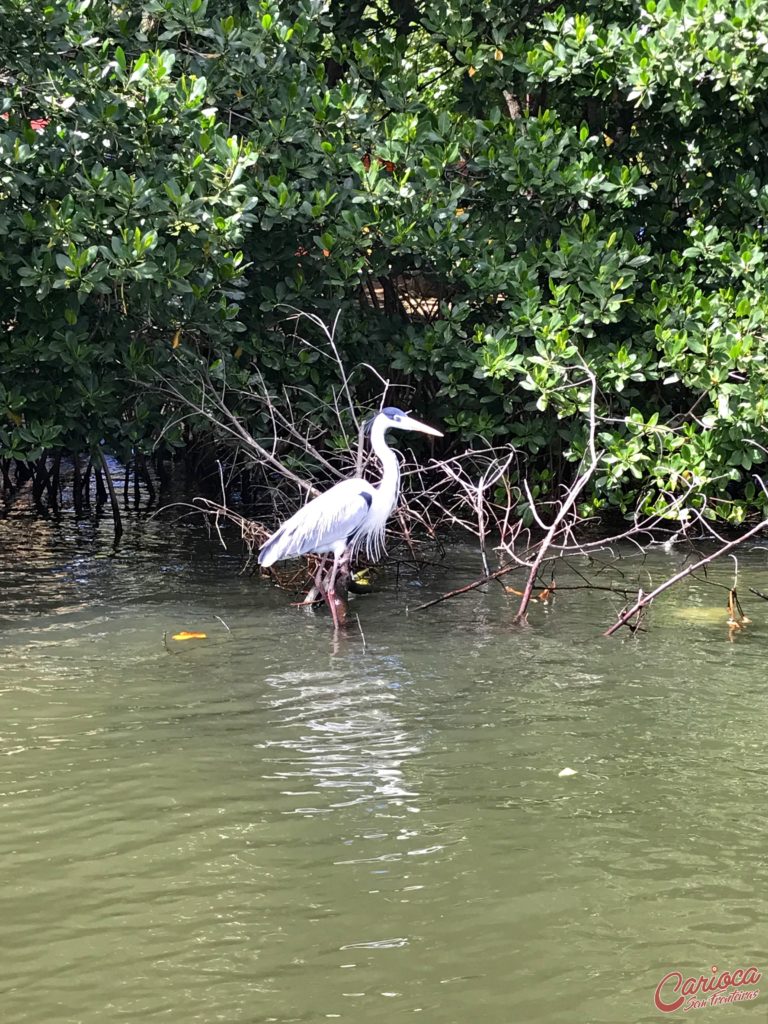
[1,504,767,1023]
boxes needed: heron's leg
[324,551,342,630]
[326,549,352,629]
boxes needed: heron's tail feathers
[258,528,286,567]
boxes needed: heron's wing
[258,479,374,566]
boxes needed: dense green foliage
[3,0,768,520]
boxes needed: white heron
[258,407,442,627]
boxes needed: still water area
[1,503,766,1023]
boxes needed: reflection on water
[261,669,420,814]
[1,503,767,1023]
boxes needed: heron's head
[379,407,443,437]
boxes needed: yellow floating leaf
[455,207,465,216]
[468,66,477,77]
[172,328,182,349]
[494,48,503,60]
[503,584,553,602]
[172,631,208,641]
[8,411,22,425]
[234,346,243,358]
[350,568,374,591]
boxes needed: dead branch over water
[602,516,768,636]
[511,365,599,624]
[412,361,758,635]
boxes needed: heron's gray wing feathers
[258,479,374,566]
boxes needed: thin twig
[355,613,367,652]
[415,562,520,611]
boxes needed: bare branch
[512,366,600,623]
[603,513,768,637]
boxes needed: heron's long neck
[370,419,399,512]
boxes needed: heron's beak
[399,414,443,437]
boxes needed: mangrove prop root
[98,450,123,541]
[32,454,51,512]
[82,459,92,506]
[94,465,107,503]
[72,454,82,514]
[49,453,61,509]
[139,455,156,504]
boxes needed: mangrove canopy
[3,0,768,523]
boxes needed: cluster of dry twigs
[415,362,768,635]
[155,312,768,637]
[153,310,453,570]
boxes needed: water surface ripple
[1,508,767,1022]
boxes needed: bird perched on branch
[258,407,442,628]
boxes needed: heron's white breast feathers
[351,484,393,562]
